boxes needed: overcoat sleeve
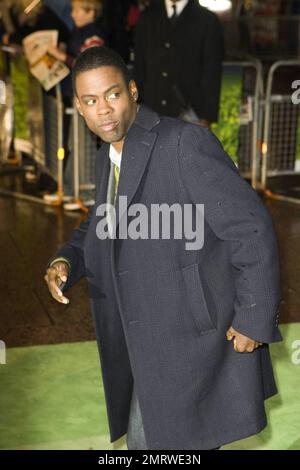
[177,124,282,344]
[46,205,94,292]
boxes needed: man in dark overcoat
[45,46,282,450]
[133,0,224,127]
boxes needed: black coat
[102,0,131,62]
[48,105,282,450]
[134,0,224,122]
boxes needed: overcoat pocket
[182,263,217,335]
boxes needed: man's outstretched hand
[226,326,263,353]
[44,261,70,304]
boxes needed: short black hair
[72,46,131,95]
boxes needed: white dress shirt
[109,144,122,169]
[165,0,189,18]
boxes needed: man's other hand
[44,261,70,304]
[226,326,263,353]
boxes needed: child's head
[71,0,103,28]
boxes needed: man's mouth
[98,121,119,132]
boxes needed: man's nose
[97,98,112,115]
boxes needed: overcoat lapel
[114,106,160,230]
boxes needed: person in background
[101,0,150,64]
[134,0,224,128]
[126,0,150,62]
[48,0,105,69]
[44,0,106,207]
[101,0,131,63]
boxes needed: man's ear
[129,80,139,102]
[75,97,83,116]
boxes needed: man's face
[75,66,138,152]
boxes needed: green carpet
[0,324,299,450]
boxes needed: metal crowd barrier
[29,84,99,209]
[70,103,99,211]
[261,60,300,205]
[0,77,14,164]
[220,59,264,189]
[0,47,14,165]
[40,84,64,203]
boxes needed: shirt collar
[109,144,122,169]
[165,0,189,18]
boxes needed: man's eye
[107,92,120,101]
[85,99,96,105]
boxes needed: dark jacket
[65,21,106,69]
[48,105,282,450]
[102,0,132,62]
[133,0,224,122]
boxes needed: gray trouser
[126,385,221,451]
[126,383,148,450]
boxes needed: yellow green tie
[114,164,120,203]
